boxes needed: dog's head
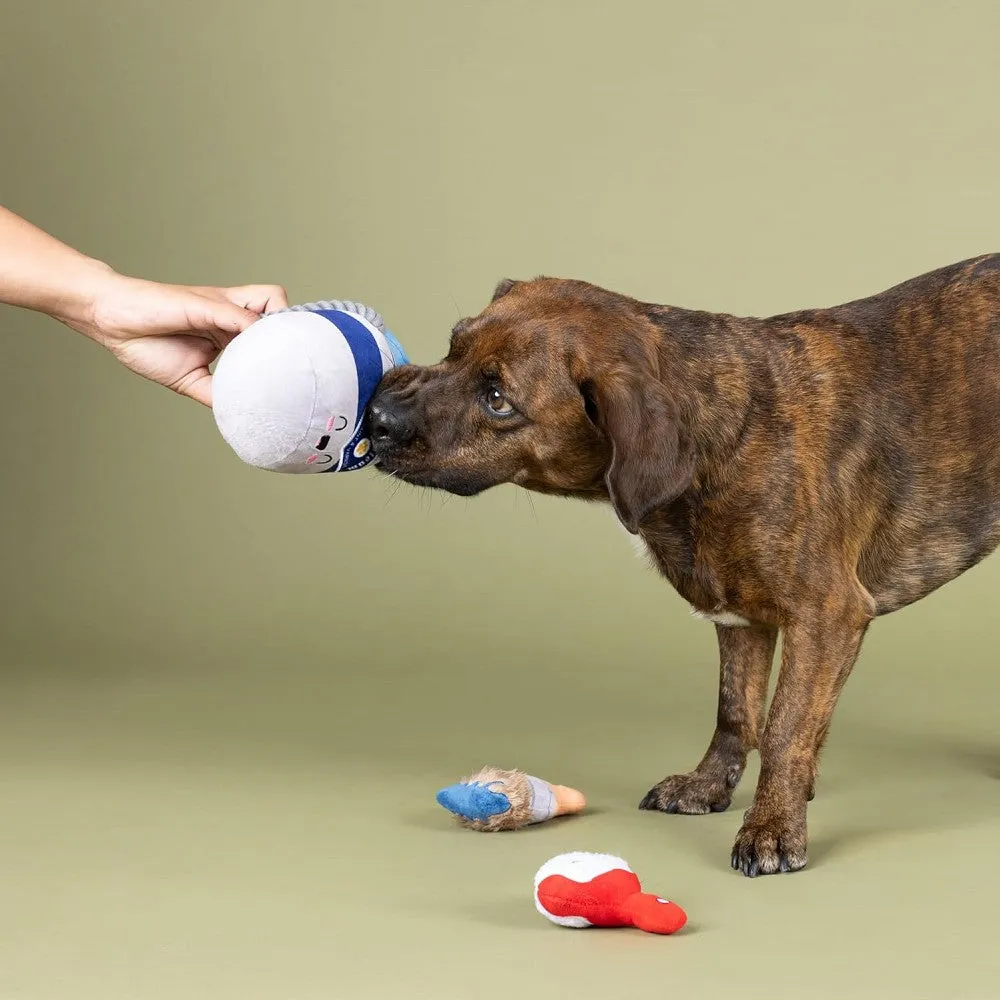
[367,278,695,533]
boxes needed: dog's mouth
[375,464,490,497]
[370,448,494,497]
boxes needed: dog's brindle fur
[368,256,1000,876]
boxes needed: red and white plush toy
[533,853,687,935]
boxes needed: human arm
[0,206,287,406]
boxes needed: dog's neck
[646,304,762,483]
[628,305,767,600]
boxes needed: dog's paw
[730,816,808,877]
[638,772,732,815]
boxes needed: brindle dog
[367,258,1000,876]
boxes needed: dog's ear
[490,278,519,303]
[581,371,695,534]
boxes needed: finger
[187,297,259,340]
[171,367,214,407]
[222,284,289,315]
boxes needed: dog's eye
[486,387,514,415]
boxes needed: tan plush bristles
[455,766,534,832]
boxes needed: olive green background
[2,2,1000,998]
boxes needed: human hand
[68,269,288,406]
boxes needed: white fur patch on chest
[689,607,751,628]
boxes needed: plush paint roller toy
[533,852,687,935]
[435,766,586,831]
[212,300,408,474]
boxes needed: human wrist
[48,256,120,341]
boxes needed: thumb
[171,367,214,408]
[187,296,260,342]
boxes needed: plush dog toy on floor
[533,853,687,934]
[436,767,586,831]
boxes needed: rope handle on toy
[274,300,387,331]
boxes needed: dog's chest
[612,512,751,627]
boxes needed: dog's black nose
[368,398,416,446]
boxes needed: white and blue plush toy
[212,300,408,474]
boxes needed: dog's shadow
[602,726,1000,872]
[800,727,1000,866]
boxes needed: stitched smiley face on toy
[306,414,352,469]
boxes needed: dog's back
[743,255,1000,614]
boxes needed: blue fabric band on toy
[310,309,384,473]
[268,299,407,474]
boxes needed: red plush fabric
[537,867,686,934]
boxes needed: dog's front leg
[730,602,871,877]
[640,623,778,814]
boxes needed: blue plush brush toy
[436,766,586,832]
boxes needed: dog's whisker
[523,489,539,523]
[382,479,404,507]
